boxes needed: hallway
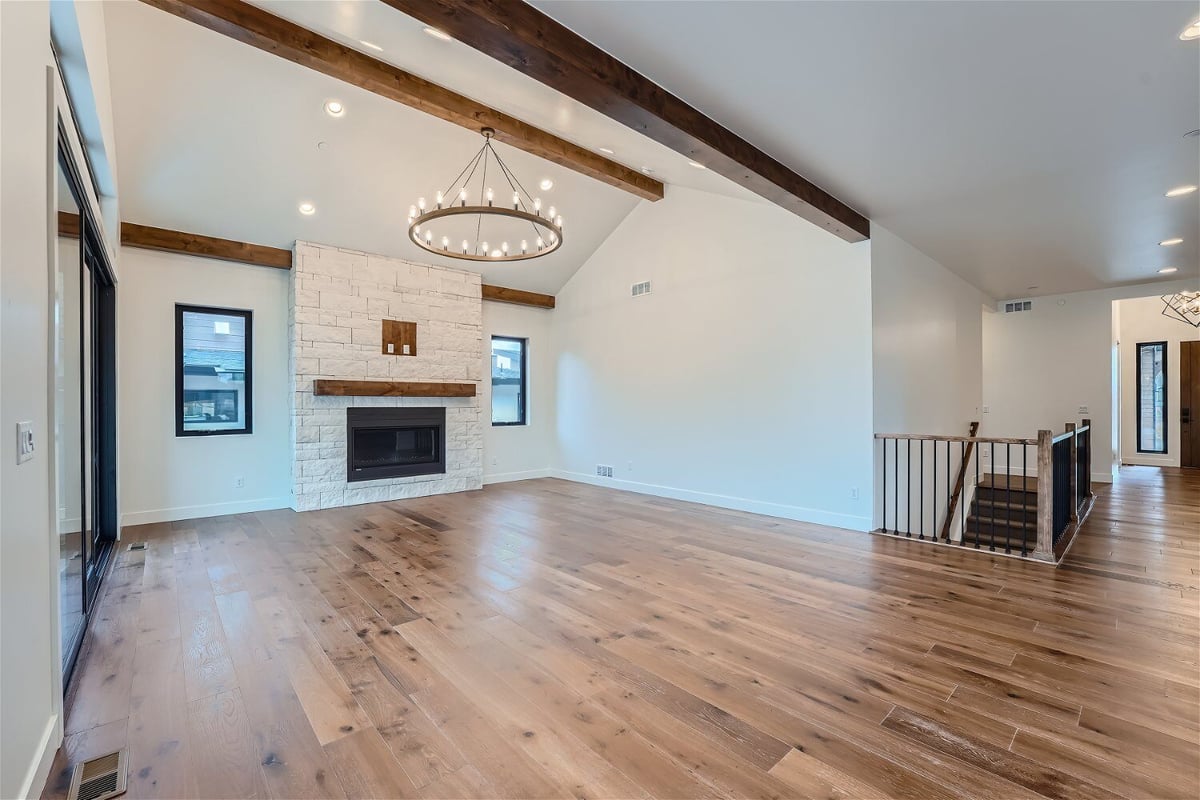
[44,468,1199,799]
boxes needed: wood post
[1066,422,1078,523]
[1034,429,1054,560]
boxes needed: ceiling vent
[631,280,651,297]
[1003,300,1033,313]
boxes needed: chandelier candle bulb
[502,242,509,255]
[436,191,443,209]
[534,198,541,214]
[486,188,493,206]
[418,197,426,211]
[521,240,528,254]
[425,230,433,244]
[556,215,563,228]
[537,236,544,250]
[459,188,467,206]
[513,191,520,209]
[548,206,556,220]
[461,239,468,254]
[481,241,489,255]
[442,236,449,250]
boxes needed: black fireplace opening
[346,407,446,482]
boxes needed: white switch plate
[982,405,990,414]
[387,343,395,354]
[16,422,34,464]
[1078,405,1089,415]
[402,344,411,355]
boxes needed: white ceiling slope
[535,0,1200,299]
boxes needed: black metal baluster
[932,440,938,542]
[989,445,997,551]
[893,437,898,536]
[881,439,888,532]
[973,443,980,548]
[1004,443,1012,554]
[905,439,912,537]
[960,441,969,546]
[919,440,925,540]
[1021,443,1028,556]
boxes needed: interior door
[1183,340,1200,469]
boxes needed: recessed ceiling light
[688,160,706,169]
[641,167,654,174]
[1160,238,1184,246]
[1181,19,1200,40]
[359,39,383,52]
[1166,185,1198,197]
[298,202,316,216]
[423,26,452,41]
[598,147,615,155]
[324,100,345,117]
[1159,266,1179,274]
[539,178,554,191]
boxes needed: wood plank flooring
[44,466,1199,799]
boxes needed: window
[176,305,252,435]
[1136,341,1167,454]
[491,336,527,425]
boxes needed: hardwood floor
[45,467,1199,799]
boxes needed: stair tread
[966,514,1037,531]
[978,474,1038,491]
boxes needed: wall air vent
[631,280,651,297]
[1003,300,1033,313]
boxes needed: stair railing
[876,419,1094,564]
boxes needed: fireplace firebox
[346,407,446,482]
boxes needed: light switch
[402,344,411,355]
[1078,405,1089,415]
[16,421,33,464]
[387,343,395,354]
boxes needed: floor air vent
[127,542,147,551]
[68,749,127,800]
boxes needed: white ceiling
[532,0,1200,299]
[106,1,1199,299]
[104,0,729,294]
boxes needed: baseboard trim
[552,470,872,531]
[17,713,59,800]
[483,468,553,485]
[120,497,291,526]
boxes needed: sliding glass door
[56,123,118,685]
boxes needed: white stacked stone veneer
[290,241,483,511]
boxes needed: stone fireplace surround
[290,242,483,511]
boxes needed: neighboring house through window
[176,304,253,435]
[1136,340,1167,454]
[491,336,526,426]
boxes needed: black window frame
[175,304,254,437]
[490,335,528,427]
[1135,340,1168,454]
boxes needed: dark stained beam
[120,221,293,269]
[313,380,476,397]
[480,284,555,309]
[380,0,869,242]
[138,0,663,202]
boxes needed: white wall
[552,186,874,530]
[1,4,60,798]
[983,279,1197,482]
[482,302,556,483]
[1116,294,1200,467]
[118,248,291,524]
[870,225,990,533]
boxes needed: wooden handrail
[940,421,980,542]
[874,433,1036,445]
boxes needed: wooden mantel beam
[137,0,662,202]
[380,0,870,243]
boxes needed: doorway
[1183,340,1200,469]
[56,121,118,686]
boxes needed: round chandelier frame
[407,128,564,263]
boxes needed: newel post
[1065,422,1078,524]
[1034,429,1054,560]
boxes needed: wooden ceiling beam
[62,213,556,308]
[380,0,870,242]
[120,221,293,269]
[137,0,663,202]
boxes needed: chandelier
[1161,290,1200,327]
[407,128,563,262]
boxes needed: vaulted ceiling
[105,1,1198,298]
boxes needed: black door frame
[57,118,118,687]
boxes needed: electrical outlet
[1078,405,1088,415]
[234,476,245,489]
[850,487,859,500]
[982,405,990,414]
[627,461,633,472]
[16,422,33,464]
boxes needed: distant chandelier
[407,127,563,262]
[1161,290,1200,327]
